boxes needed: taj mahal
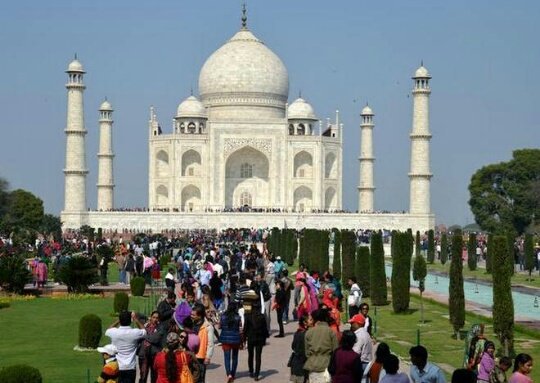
[61,9,435,233]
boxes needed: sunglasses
[179,335,187,339]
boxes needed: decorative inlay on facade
[223,138,272,157]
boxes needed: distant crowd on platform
[92,206,408,214]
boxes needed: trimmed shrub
[355,246,370,298]
[427,229,435,264]
[0,301,11,309]
[449,230,465,338]
[391,232,412,313]
[332,228,342,279]
[370,231,387,305]
[341,230,356,282]
[159,254,172,269]
[413,252,427,322]
[130,276,146,296]
[113,292,129,313]
[0,255,32,294]
[415,231,421,257]
[0,364,42,383]
[440,233,448,265]
[485,234,493,274]
[78,314,102,348]
[524,234,535,281]
[467,233,477,271]
[57,256,99,293]
[319,230,330,273]
[492,235,514,356]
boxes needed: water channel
[384,265,540,321]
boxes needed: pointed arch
[181,184,201,212]
[325,152,337,179]
[156,150,169,177]
[324,187,337,210]
[293,185,312,212]
[156,185,168,205]
[182,149,202,177]
[294,150,313,178]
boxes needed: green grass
[425,261,540,289]
[0,295,155,383]
[369,294,540,381]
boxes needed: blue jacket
[219,313,241,345]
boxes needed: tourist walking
[274,280,286,337]
[509,353,533,383]
[346,277,362,319]
[364,342,391,383]
[304,309,338,383]
[477,341,496,383]
[191,303,215,383]
[349,314,372,370]
[379,354,410,383]
[138,311,161,383]
[153,332,196,383]
[289,314,311,383]
[489,356,513,383]
[409,345,446,383]
[105,311,146,383]
[245,303,270,381]
[219,302,242,382]
[328,330,363,383]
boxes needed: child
[489,356,513,383]
[96,344,119,383]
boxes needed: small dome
[361,105,373,116]
[176,96,207,118]
[67,59,85,73]
[288,98,317,120]
[99,100,112,111]
[413,65,431,79]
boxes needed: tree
[58,256,99,293]
[355,246,370,298]
[467,233,477,271]
[0,255,32,294]
[1,189,44,233]
[469,149,540,235]
[449,230,465,339]
[415,231,421,257]
[0,177,9,223]
[485,234,493,274]
[332,228,342,279]
[492,235,514,356]
[40,214,62,241]
[370,231,387,305]
[524,234,535,282]
[440,233,448,265]
[341,230,356,282]
[413,252,427,323]
[427,229,435,264]
[391,232,412,313]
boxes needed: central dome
[198,28,289,119]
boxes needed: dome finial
[74,52,78,60]
[241,2,247,29]
[190,86,193,96]
[421,59,424,67]
[299,90,302,99]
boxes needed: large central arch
[181,184,201,212]
[225,146,270,208]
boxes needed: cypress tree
[485,234,493,274]
[332,228,342,280]
[290,230,298,266]
[492,235,514,356]
[391,232,412,313]
[415,231,421,257]
[440,233,448,265]
[341,230,356,283]
[449,230,465,339]
[319,230,330,272]
[507,233,516,276]
[467,233,477,271]
[427,229,435,264]
[370,231,387,305]
[413,252,427,323]
[524,234,535,281]
[356,246,371,298]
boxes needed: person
[153,332,195,383]
[450,368,475,383]
[36,258,48,288]
[219,302,242,382]
[105,311,146,383]
[274,280,286,337]
[125,253,135,284]
[349,314,372,370]
[321,289,341,342]
[379,354,409,383]
[280,269,294,323]
[347,277,362,319]
[489,356,513,383]
[178,328,202,382]
[296,277,312,321]
[252,272,272,332]
[409,345,446,383]
[209,271,224,309]
[509,353,533,383]
[245,303,270,381]
[359,303,373,337]
[191,303,215,383]
[304,309,338,383]
[138,311,161,383]
[328,329,363,383]
[165,268,177,291]
[289,314,312,383]
[477,341,496,383]
[158,292,177,328]
[365,342,391,383]
[97,344,120,383]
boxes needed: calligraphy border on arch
[223,138,272,157]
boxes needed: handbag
[179,351,194,383]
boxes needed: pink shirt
[509,372,533,383]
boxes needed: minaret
[409,63,433,214]
[63,56,88,212]
[97,99,115,211]
[358,105,375,212]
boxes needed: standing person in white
[105,311,146,383]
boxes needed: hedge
[356,246,370,298]
[0,364,42,383]
[130,276,146,297]
[78,314,102,348]
[113,292,129,313]
[391,231,412,313]
[332,228,342,279]
[341,230,356,282]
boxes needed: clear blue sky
[1,0,539,226]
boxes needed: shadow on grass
[391,308,419,315]
[450,330,469,340]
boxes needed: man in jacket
[304,309,338,383]
[191,303,215,383]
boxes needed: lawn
[0,295,154,383]
[425,261,540,289]
[370,294,540,381]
